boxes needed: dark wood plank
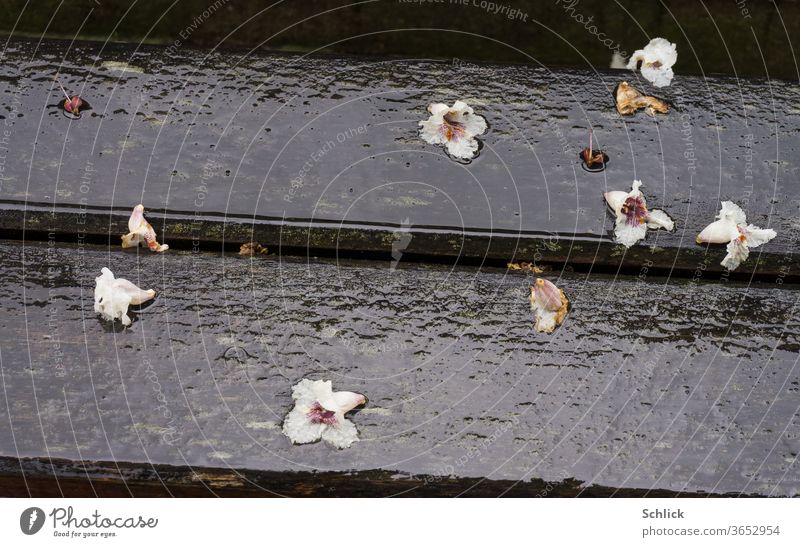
[0,456,723,498]
[1,240,798,496]
[0,39,798,277]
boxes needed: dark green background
[0,0,798,80]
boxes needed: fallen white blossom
[604,180,674,247]
[94,267,155,326]
[419,100,487,160]
[627,37,678,87]
[696,201,777,270]
[283,379,367,449]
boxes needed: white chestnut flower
[282,379,367,449]
[529,278,569,334]
[696,201,776,271]
[122,204,168,253]
[94,267,156,326]
[419,100,487,160]
[604,180,675,247]
[626,37,678,87]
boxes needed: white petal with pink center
[282,379,367,449]
[604,180,674,248]
[94,267,156,326]
[626,37,678,87]
[419,100,487,160]
[697,202,776,270]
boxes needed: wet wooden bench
[0,39,798,496]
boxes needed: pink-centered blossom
[282,379,367,449]
[419,100,487,160]
[696,201,776,270]
[604,180,674,247]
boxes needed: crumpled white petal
[646,208,675,231]
[282,379,366,449]
[282,406,326,444]
[419,100,487,160]
[627,37,678,87]
[94,267,155,326]
[743,225,777,248]
[529,278,569,334]
[604,180,674,247]
[614,222,648,248]
[321,419,359,448]
[719,200,747,225]
[122,204,169,253]
[722,239,749,271]
[640,64,674,87]
[446,133,480,160]
[696,218,739,244]
[696,201,777,270]
[609,52,628,69]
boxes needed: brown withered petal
[580,148,609,171]
[615,82,669,116]
[239,242,268,256]
[507,261,545,274]
[582,148,603,166]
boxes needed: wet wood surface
[1,240,798,496]
[0,39,798,278]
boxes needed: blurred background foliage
[0,0,797,80]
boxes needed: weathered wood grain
[0,39,798,278]
[0,456,722,498]
[1,240,798,496]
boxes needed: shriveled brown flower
[55,77,87,117]
[615,82,669,116]
[579,128,608,172]
[580,148,607,170]
[239,242,268,256]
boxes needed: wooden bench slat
[0,39,798,277]
[1,240,798,496]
